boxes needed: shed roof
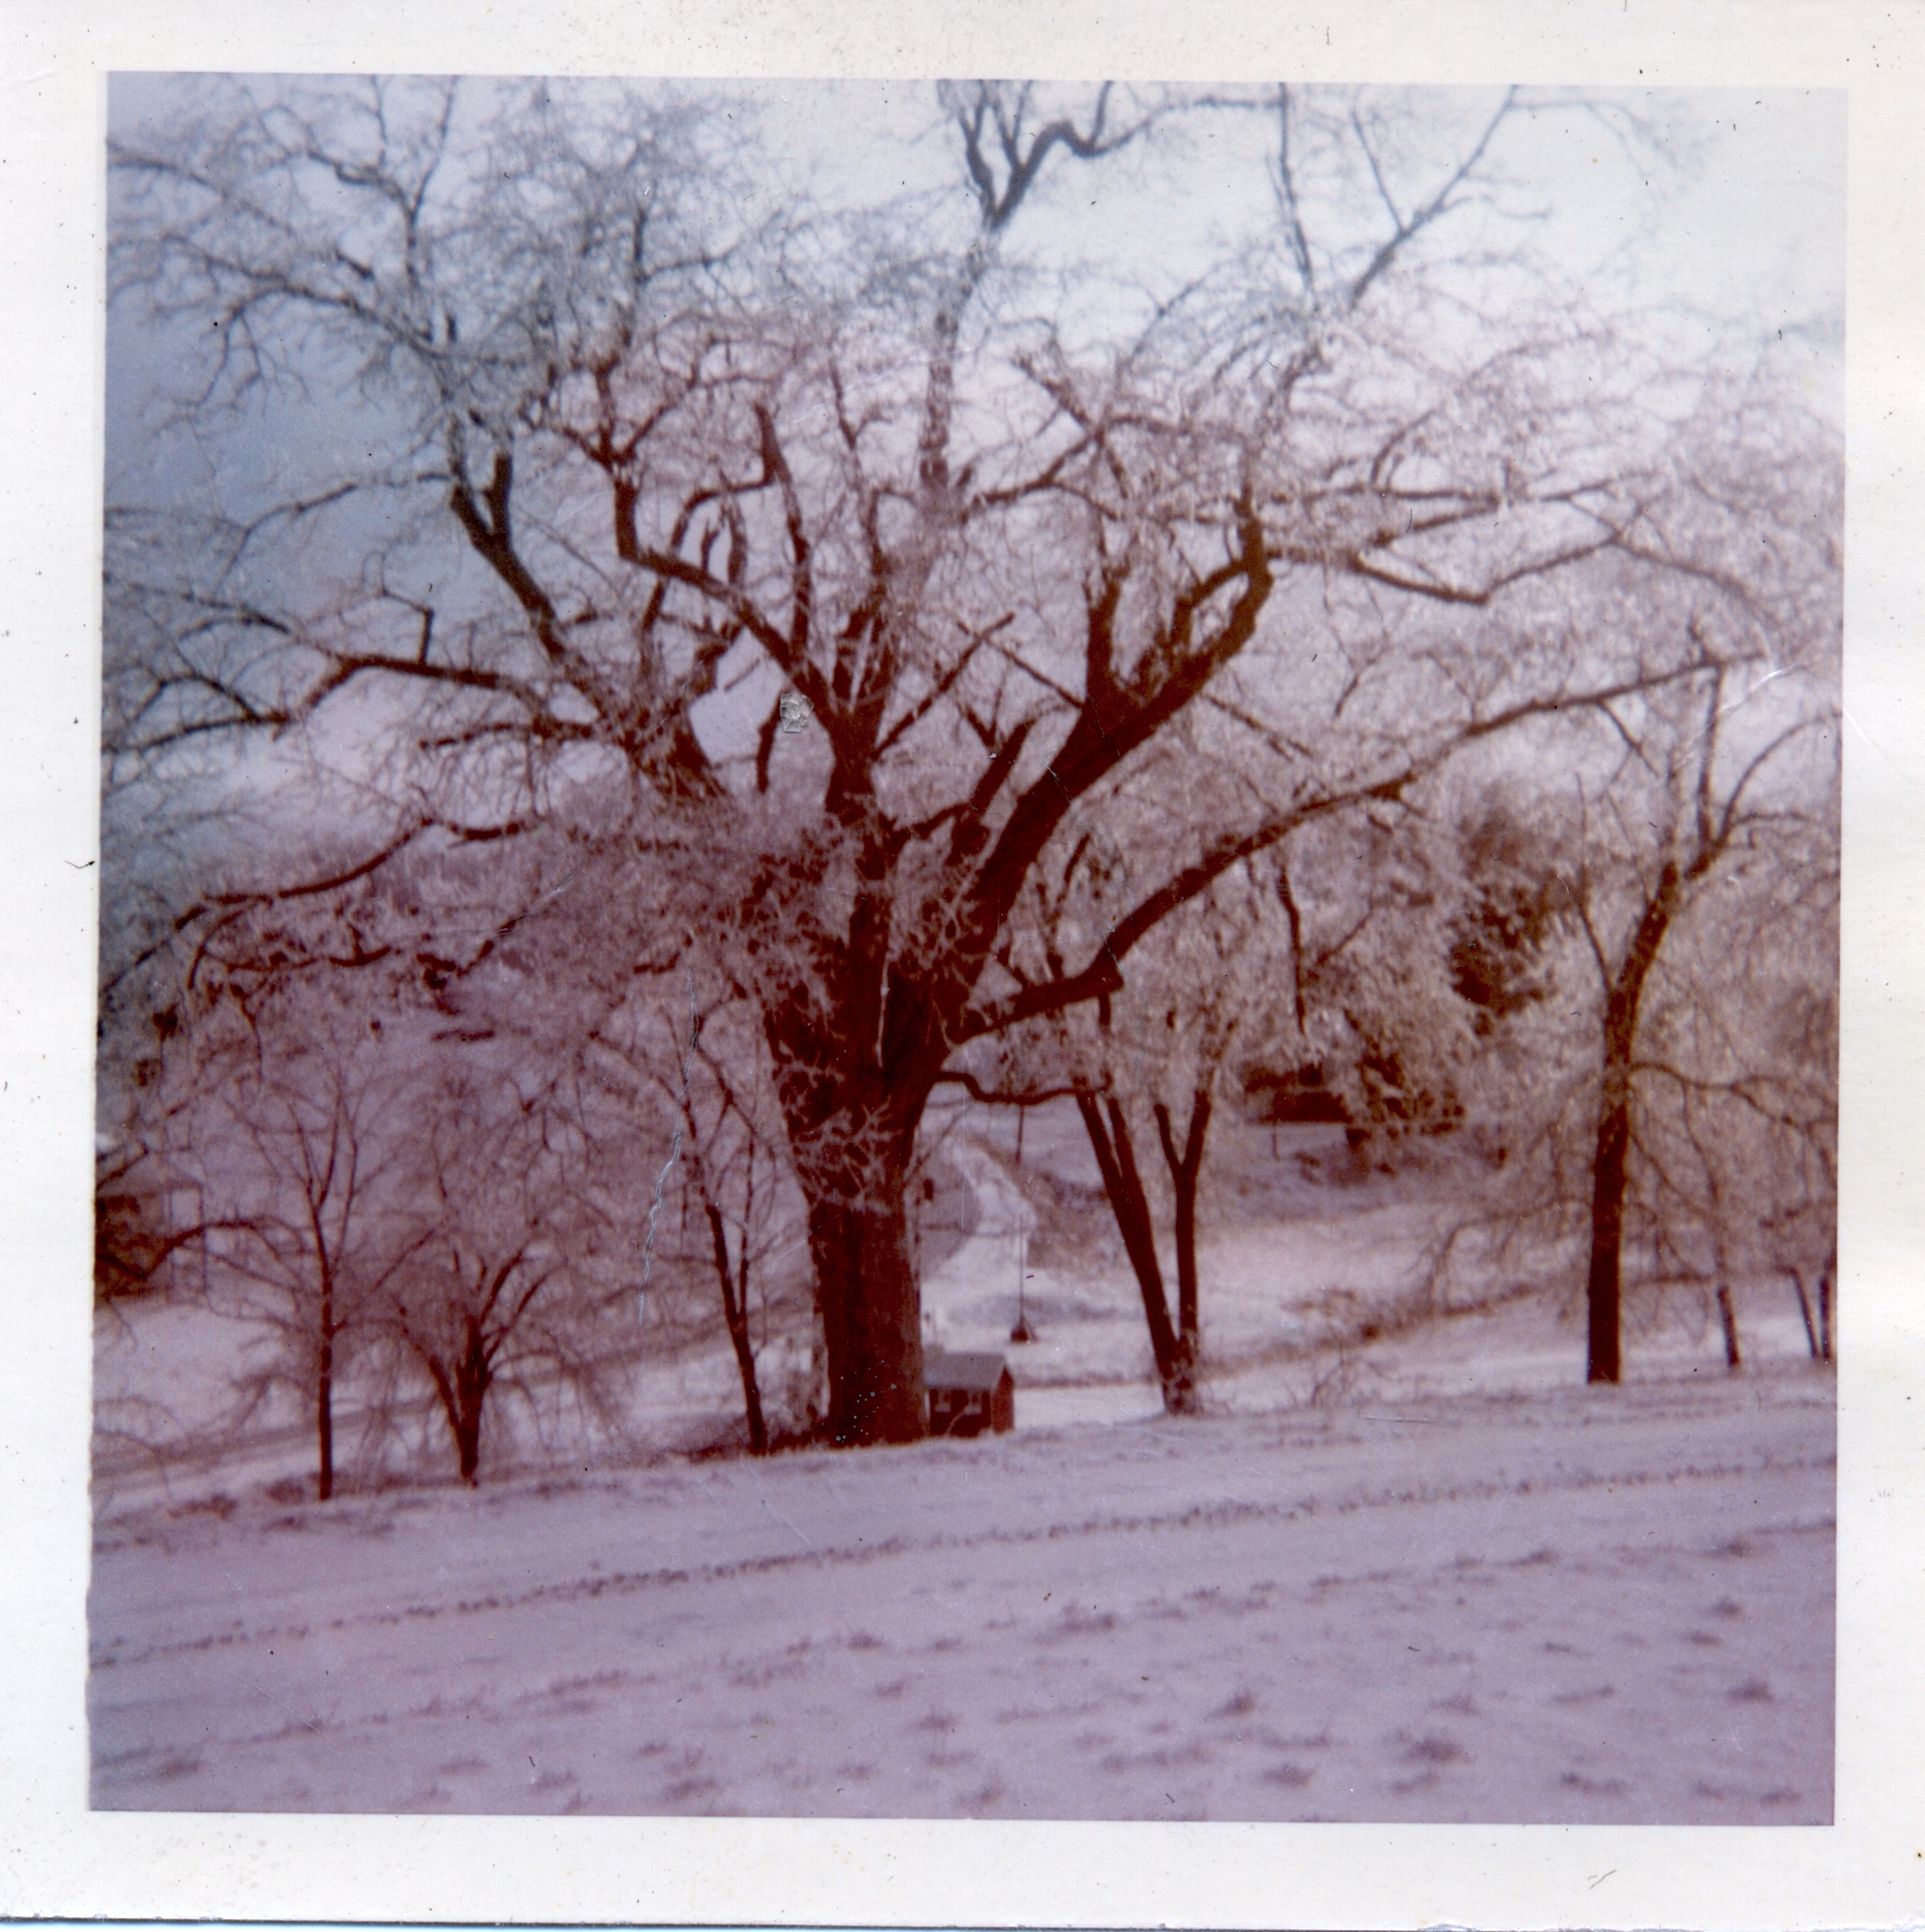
[924,1351,1012,1391]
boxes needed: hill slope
[91,1364,1833,1822]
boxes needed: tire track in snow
[92,1445,1833,1673]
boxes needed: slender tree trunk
[1790,1268,1820,1359]
[1586,862,1681,1386]
[1584,1092,1630,1384]
[706,1200,769,1453]
[1156,1088,1213,1360]
[453,1322,490,1483]
[454,1414,481,1482]
[1078,1093,1192,1411]
[316,1276,336,1501]
[421,1322,493,1484]
[1818,1249,1834,1361]
[1715,1279,1743,1371]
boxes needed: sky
[93,76,1849,960]
[106,80,1846,512]
[745,82,1844,326]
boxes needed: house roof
[924,1351,1012,1392]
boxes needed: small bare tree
[665,995,806,1455]
[1625,852,1839,1371]
[551,965,820,1454]
[383,1068,627,1484]
[194,1020,418,1500]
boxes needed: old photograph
[90,77,1841,1824]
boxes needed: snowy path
[90,1369,1833,1821]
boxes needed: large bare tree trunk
[768,966,934,1446]
[803,1181,925,1445]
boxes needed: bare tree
[193,1017,417,1500]
[550,963,822,1453]
[106,78,1770,1444]
[1554,668,1837,1382]
[690,1134,772,1453]
[994,844,1305,1410]
[985,779,1530,1406]
[1766,994,1839,1363]
[383,1067,627,1484]
[668,997,810,1455]
[1624,840,1840,1372]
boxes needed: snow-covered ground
[91,1105,1835,1821]
[91,1352,1832,1822]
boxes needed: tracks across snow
[89,1368,1834,1822]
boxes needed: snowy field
[91,1107,1835,1822]
[91,1351,1833,1822]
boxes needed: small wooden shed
[925,1351,1015,1438]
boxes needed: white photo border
[4,2,1918,1925]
